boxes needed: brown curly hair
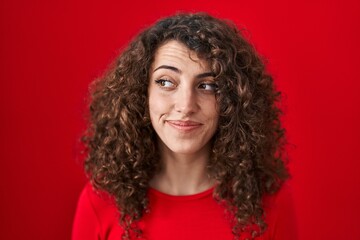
[83,12,289,239]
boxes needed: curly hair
[83,12,289,239]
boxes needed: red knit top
[72,183,297,240]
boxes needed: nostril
[174,99,199,115]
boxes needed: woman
[72,12,297,240]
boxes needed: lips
[166,120,202,131]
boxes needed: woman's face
[148,40,219,156]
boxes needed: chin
[165,142,210,156]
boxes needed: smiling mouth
[166,120,202,131]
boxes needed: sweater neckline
[148,186,214,201]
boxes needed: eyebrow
[153,65,215,78]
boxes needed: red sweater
[72,183,297,240]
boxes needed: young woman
[72,12,297,240]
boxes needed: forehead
[151,40,210,71]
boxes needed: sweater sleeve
[72,184,102,240]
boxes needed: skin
[148,40,219,196]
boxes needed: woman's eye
[198,82,218,92]
[155,79,175,88]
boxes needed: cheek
[148,93,169,121]
[203,100,219,121]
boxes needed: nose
[174,87,199,115]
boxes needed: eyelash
[155,79,175,88]
[198,82,218,92]
[154,79,218,93]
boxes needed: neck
[150,143,214,196]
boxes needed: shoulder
[72,183,120,240]
[82,183,117,215]
[261,182,298,240]
[263,182,294,211]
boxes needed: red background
[1,0,359,239]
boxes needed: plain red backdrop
[1,0,359,239]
